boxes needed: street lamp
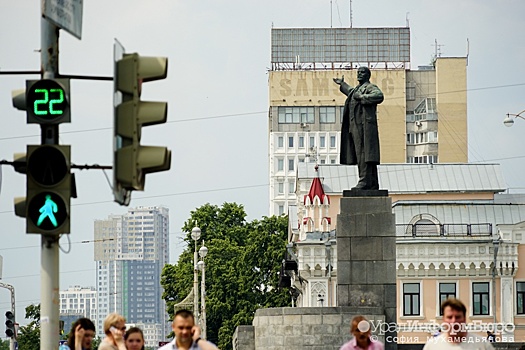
[503,110,525,127]
[198,244,208,339]
[191,227,201,322]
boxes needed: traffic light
[23,145,71,234]
[25,78,71,124]
[113,43,171,205]
[5,311,15,338]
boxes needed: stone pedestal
[337,192,397,350]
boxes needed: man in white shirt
[159,309,218,350]
[423,298,494,350]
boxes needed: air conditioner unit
[415,121,422,127]
[300,123,309,128]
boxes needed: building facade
[59,285,97,335]
[283,163,525,343]
[268,27,468,215]
[93,206,169,347]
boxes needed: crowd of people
[63,309,218,350]
[63,297,501,350]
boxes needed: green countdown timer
[26,79,70,124]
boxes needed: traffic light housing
[5,311,15,338]
[22,145,71,234]
[25,79,71,124]
[113,44,171,206]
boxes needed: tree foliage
[161,203,291,350]
[16,304,40,350]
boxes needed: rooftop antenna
[434,39,444,58]
[406,12,410,27]
[349,0,353,28]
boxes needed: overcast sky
[1,0,524,326]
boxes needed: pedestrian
[124,327,145,350]
[66,317,96,350]
[333,67,384,190]
[340,315,384,350]
[159,309,218,350]
[423,298,494,350]
[486,331,495,342]
[98,312,127,350]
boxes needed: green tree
[161,203,291,350]
[16,304,40,350]
[0,339,9,350]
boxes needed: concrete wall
[238,306,385,350]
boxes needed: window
[299,136,305,148]
[288,159,295,172]
[320,107,336,123]
[277,159,284,171]
[278,182,284,194]
[472,282,490,315]
[517,282,525,314]
[309,136,315,148]
[288,181,295,194]
[330,136,336,148]
[288,136,294,148]
[406,82,416,101]
[320,136,326,148]
[403,283,420,316]
[439,283,457,315]
[278,107,314,124]
[278,205,284,215]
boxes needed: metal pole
[193,240,199,323]
[40,16,60,350]
[201,260,206,339]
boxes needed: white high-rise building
[59,286,97,333]
[94,206,169,347]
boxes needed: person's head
[67,318,96,350]
[125,327,145,350]
[351,315,371,347]
[357,66,371,83]
[173,309,195,345]
[103,312,126,336]
[441,298,467,335]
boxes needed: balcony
[396,223,492,238]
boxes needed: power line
[0,80,524,142]
[0,110,267,141]
[0,183,269,215]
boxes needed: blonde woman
[98,313,127,350]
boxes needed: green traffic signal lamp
[26,145,71,234]
[26,79,71,124]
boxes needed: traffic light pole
[40,17,60,350]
